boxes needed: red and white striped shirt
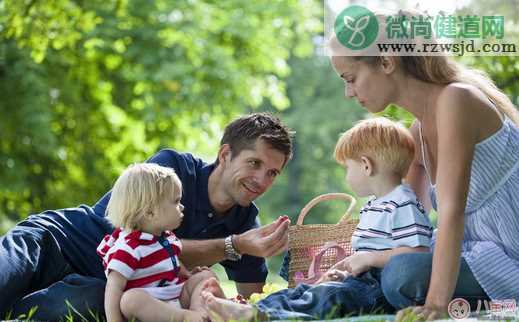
[97,228,186,299]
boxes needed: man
[0,112,294,321]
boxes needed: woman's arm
[105,271,127,322]
[419,86,479,319]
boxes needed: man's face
[220,139,285,207]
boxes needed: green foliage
[2,0,519,281]
[0,0,320,226]
[454,0,519,106]
[463,56,519,105]
[377,104,414,127]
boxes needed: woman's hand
[395,305,448,321]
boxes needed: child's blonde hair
[106,163,182,230]
[334,117,415,177]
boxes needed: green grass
[9,267,519,322]
[2,267,288,321]
[211,263,288,298]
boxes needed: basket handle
[307,241,348,277]
[293,241,348,285]
[295,193,356,226]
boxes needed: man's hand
[180,216,289,268]
[233,215,290,257]
[331,252,375,277]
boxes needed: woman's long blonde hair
[365,55,519,125]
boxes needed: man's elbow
[236,282,265,298]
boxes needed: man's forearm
[179,239,226,269]
[370,246,429,268]
[236,282,265,298]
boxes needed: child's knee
[183,269,217,295]
[192,269,218,282]
[120,289,147,318]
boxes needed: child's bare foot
[182,310,209,322]
[201,291,256,322]
[200,277,225,298]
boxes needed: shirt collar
[196,162,217,213]
[124,230,157,242]
[196,162,258,231]
[369,184,409,206]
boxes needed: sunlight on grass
[212,264,288,298]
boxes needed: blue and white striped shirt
[428,117,519,301]
[352,184,433,252]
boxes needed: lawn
[6,266,519,321]
[212,264,289,299]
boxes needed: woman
[330,26,519,320]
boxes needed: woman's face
[331,56,396,113]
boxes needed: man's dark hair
[216,112,294,166]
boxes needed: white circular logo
[334,5,379,50]
[448,298,471,320]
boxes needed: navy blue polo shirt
[25,149,267,283]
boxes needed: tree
[0,0,321,229]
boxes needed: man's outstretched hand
[234,216,290,258]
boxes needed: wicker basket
[287,193,358,287]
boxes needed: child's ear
[360,156,374,176]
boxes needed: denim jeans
[0,220,105,321]
[256,268,394,320]
[381,252,489,309]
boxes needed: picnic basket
[287,193,359,287]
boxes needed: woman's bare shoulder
[436,83,496,123]
[438,83,491,109]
